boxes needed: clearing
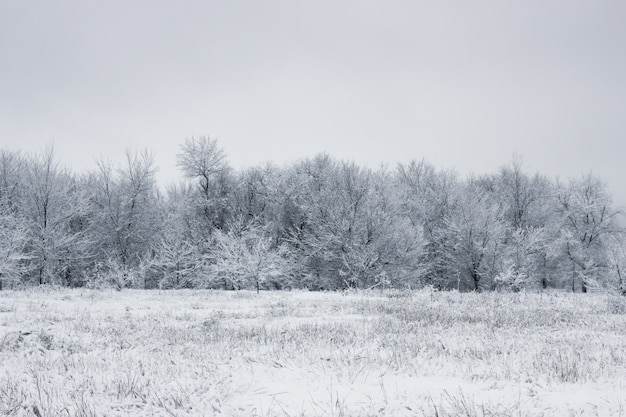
[1,288,625,416]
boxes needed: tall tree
[176,136,232,236]
[446,177,507,291]
[396,160,458,288]
[495,159,555,289]
[285,155,425,289]
[555,174,623,292]
[0,150,27,289]
[21,145,89,285]
[231,164,277,228]
[88,150,160,286]
[0,149,23,215]
[148,183,203,289]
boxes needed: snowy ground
[1,288,625,416]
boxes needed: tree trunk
[471,269,480,292]
[541,254,548,289]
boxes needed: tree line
[0,138,624,293]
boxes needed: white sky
[1,1,625,204]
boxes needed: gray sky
[1,1,625,205]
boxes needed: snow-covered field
[1,289,625,416]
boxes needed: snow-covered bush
[494,265,529,292]
[205,224,296,291]
[85,258,146,290]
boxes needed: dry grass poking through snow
[1,288,626,416]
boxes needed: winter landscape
[1,288,626,416]
[1,138,626,416]
[3,1,626,416]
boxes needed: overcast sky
[1,1,625,204]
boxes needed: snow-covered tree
[0,149,23,215]
[148,184,204,289]
[0,150,28,289]
[396,160,458,288]
[21,145,91,285]
[0,214,30,289]
[283,155,425,289]
[231,164,279,229]
[494,159,556,289]
[555,174,624,292]
[87,150,161,287]
[206,221,295,291]
[176,136,232,236]
[445,177,507,291]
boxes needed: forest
[0,137,624,293]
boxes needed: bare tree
[177,136,227,193]
[176,136,232,234]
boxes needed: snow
[1,289,625,416]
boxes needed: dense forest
[0,138,624,293]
